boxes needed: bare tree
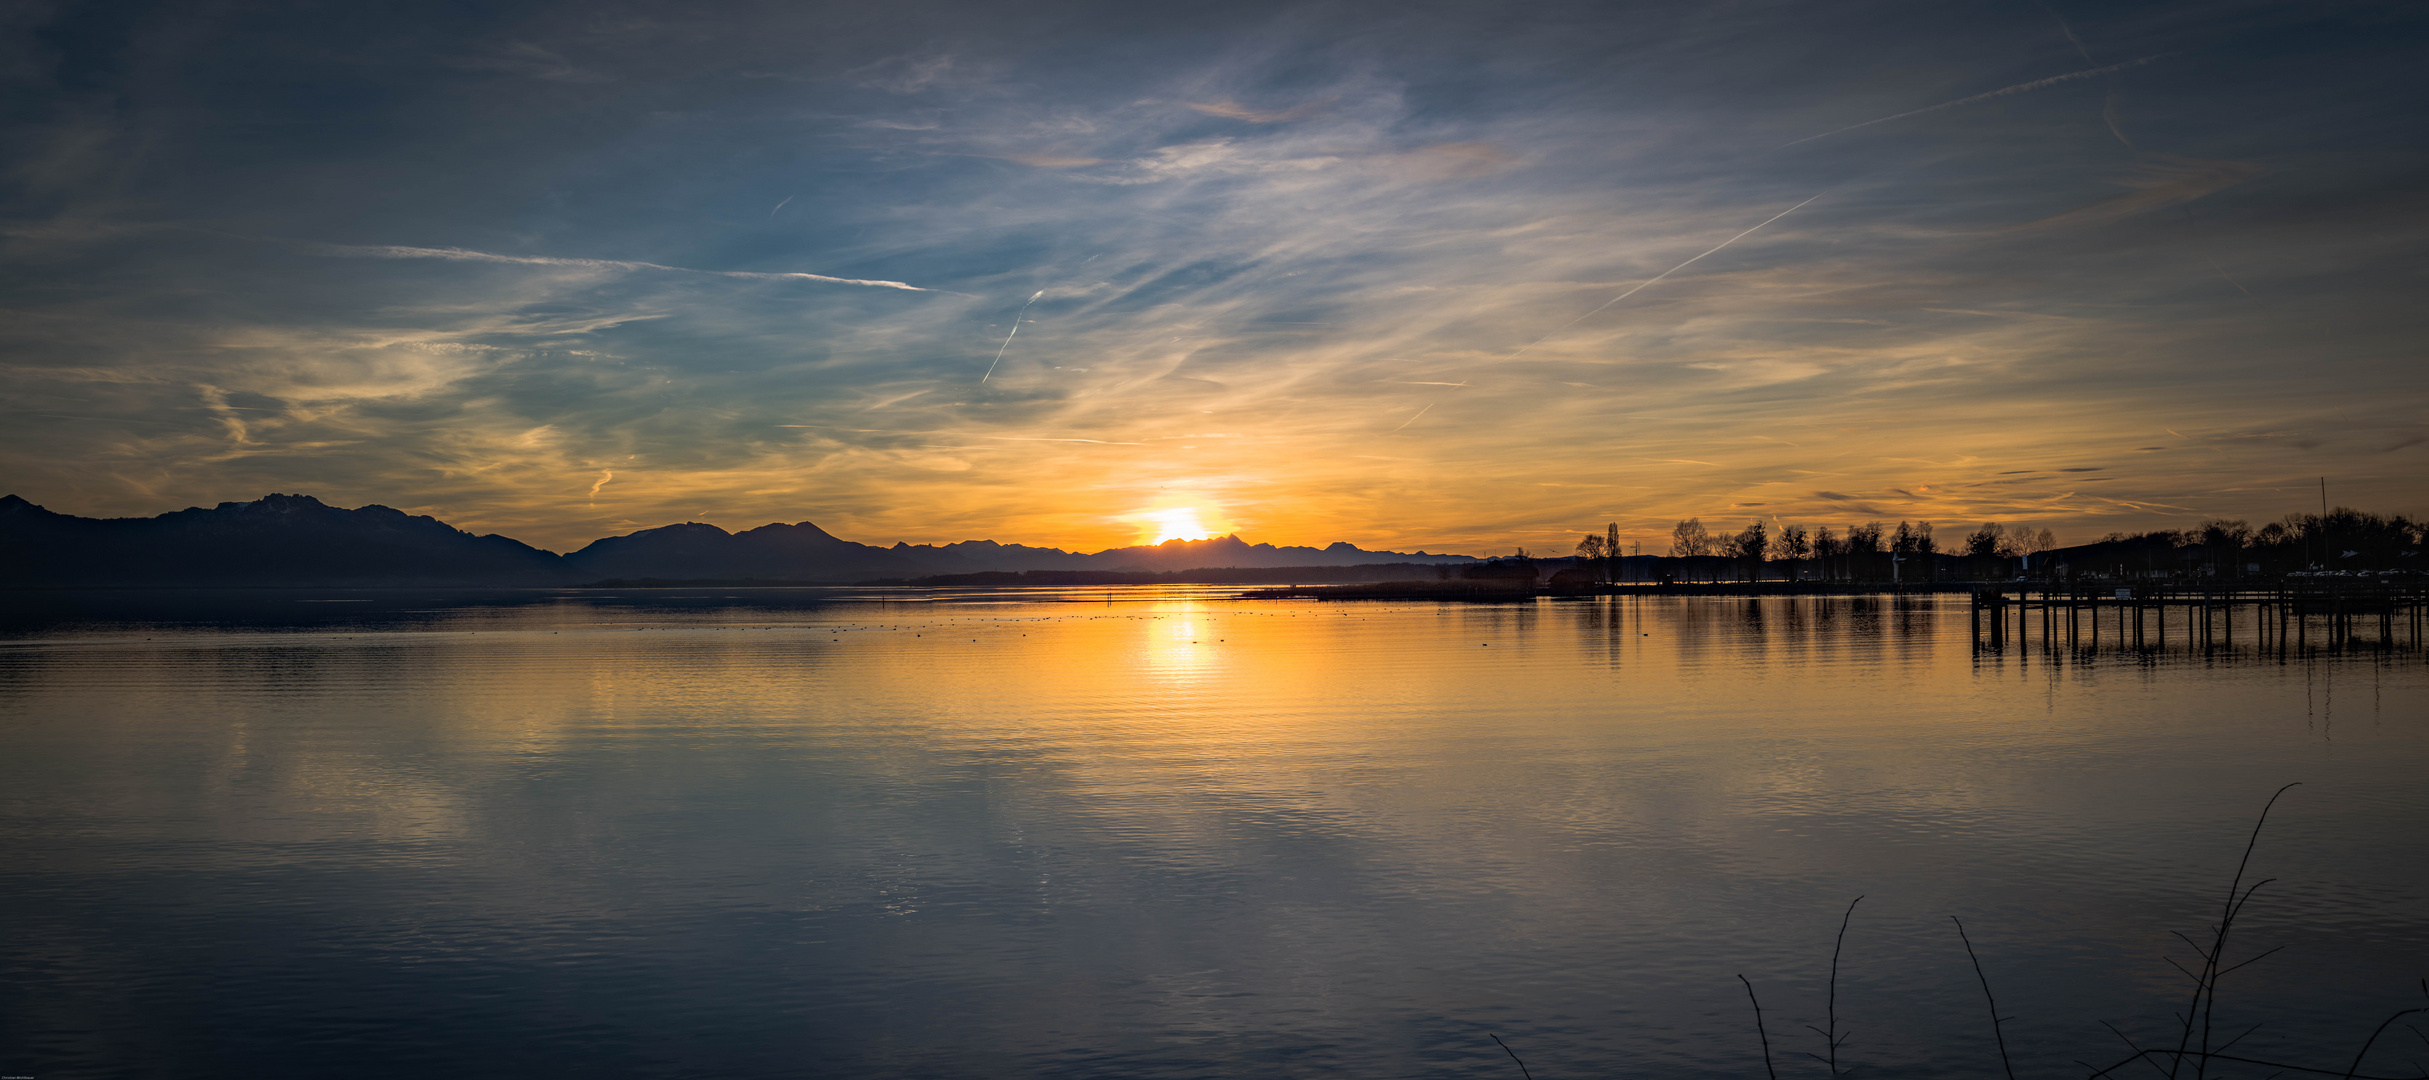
[1771,525,1812,580]
[1671,518,1712,558]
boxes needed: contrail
[307,241,930,291]
[1505,191,1825,361]
[2041,3,2096,64]
[2038,4,2139,149]
[1783,54,2169,147]
[770,195,794,216]
[980,290,1045,383]
[2204,256,2263,306]
[1395,193,1824,433]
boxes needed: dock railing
[1968,581,2428,656]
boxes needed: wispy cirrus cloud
[2016,156,2265,230]
[0,0,2421,553]
[1185,97,1333,123]
[303,242,937,291]
[1784,54,2172,146]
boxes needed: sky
[2,0,2423,555]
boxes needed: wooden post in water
[2001,589,2020,664]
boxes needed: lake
[3,588,2424,1079]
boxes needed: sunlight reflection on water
[1,589,2424,1079]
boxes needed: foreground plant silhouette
[1809,897,1862,1078]
[1501,785,2426,1080]
[2079,784,2427,1080]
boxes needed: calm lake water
[3,588,2425,1080]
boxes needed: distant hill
[888,534,1477,574]
[0,493,569,587]
[870,563,1474,587]
[562,520,931,582]
[0,494,1479,587]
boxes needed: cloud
[1785,54,2171,146]
[2016,156,2266,230]
[993,152,1106,168]
[853,55,959,94]
[1374,142,1516,180]
[2,3,2420,553]
[450,41,608,83]
[302,242,935,291]
[1185,98,1334,123]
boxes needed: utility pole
[2319,476,2328,568]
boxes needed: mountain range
[0,493,1478,587]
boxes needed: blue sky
[2,0,2423,552]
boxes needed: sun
[1146,507,1212,544]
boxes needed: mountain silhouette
[564,521,930,581]
[0,493,568,587]
[0,494,1477,587]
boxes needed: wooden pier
[1969,582,2429,656]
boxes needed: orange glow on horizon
[1145,507,1213,545]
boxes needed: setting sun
[1145,507,1212,544]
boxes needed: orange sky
[2,3,2421,554]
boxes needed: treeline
[2054,508,2425,579]
[1566,508,2425,583]
[1574,517,2052,582]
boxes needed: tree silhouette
[1889,521,1936,581]
[1731,521,1769,581]
[1671,518,1712,558]
[1964,523,2006,559]
[1772,525,1812,580]
[1846,523,1883,580]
